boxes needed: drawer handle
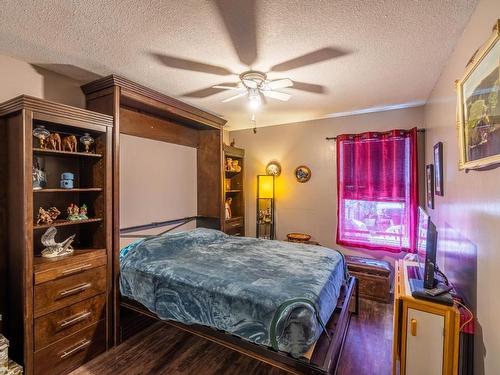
[230,222,242,228]
[61,263,92,276]
[59,311,91,329]
[59,283,91,298]
[410,318,417,336]
[60,339,91,359]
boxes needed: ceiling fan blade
[151,52,233,76]
[291,81,327,94]
[265,78,293,90]
[222,92,247,103]
[182,82,240,98]
[214,0,257,66]
[212,85,243,90]
[262,91,291,101]
[259,91,268,105]
[270,47,348,72]
[243,79,258,89]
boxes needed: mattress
[120,228,347,358]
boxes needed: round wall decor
[295,165,311,183]
[266,161,282,176]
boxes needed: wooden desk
[392,260,460,375]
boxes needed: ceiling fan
[151,0,348,110]
[213,70,293,108]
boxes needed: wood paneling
[6,110,33,370]
[198,130,223,221]
[81,75,226,130]
[0,118,6,334]
[86,88,120,346]
[70,299,392,375]
[119,108,199,148]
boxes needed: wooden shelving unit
[34,188,103,193]
[33,148,103,158]
[0,95,113,375]
[33,218,104,230]
[223,145,245,236]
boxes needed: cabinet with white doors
[393,260,460,375]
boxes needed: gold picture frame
[456,20,500,170]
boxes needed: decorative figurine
[40,226,75,258]
[79,132,95,153]
[226,158,233,171]
[80,204,88,218]
[36,207,61,225]
[32,125,50,149]
[225,197,232,219]
[32,157,47,190]
[62,135,78,152]
[66,203,89,221]
[47,132,62,151]
[60,172,74,189]
[231,160,241,172]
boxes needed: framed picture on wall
[434,142,444,196]
[456,20,500,170]
[426,164,434,209]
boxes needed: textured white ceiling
[0,0,478,130]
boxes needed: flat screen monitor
[416,207,438,289]
[423,220,438,289]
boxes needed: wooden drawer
[34,294,106,350]
[34,266,107,318]
[34,320,106,375]
[34,250,107,285]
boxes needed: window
[336,129,419,253]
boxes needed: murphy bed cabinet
[0,96,113,375]
[393,260,460,375]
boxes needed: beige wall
[424,0,499,373]
[119,134,197,242]
[230,106,425,264]
[0,54,85,107]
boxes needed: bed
[119,227,357,374]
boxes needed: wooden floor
[71,299,393,375]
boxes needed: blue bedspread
[120,228,347,357]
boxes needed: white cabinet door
[406,308,444,375]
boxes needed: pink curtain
[336,128,418,253]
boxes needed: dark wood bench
[345,255,393,303]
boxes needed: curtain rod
[325,128,425,141]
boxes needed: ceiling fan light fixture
[248,89,261,110]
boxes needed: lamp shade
[258,175,274,199]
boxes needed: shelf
[34,218,103,230]
[33,148,102,158]
[225,170,241,177]
[226,189,242,193]
[33,188,103,193]
[225,216,244,223]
